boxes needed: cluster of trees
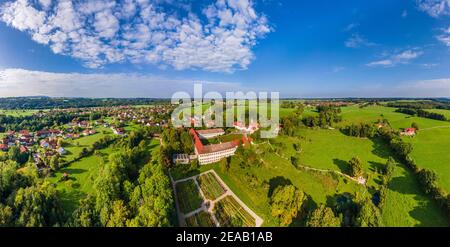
[302,106,342,128]
[0,97,169,110]
[348,157,364,178]
[161,128,193,156]
[270,184,307,226]
[377,125,450,220]
[304,192,383,227]
[377,158,396,209]
[387,100,450,110]
[0,146,30,165]
[0,112,79,132]
[396,108,447,121]
[70,129,175,226]
[305,205,341,227]
[342,123,377,138]
[0,161,65,226]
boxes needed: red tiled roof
[196,128,225,135]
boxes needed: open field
[0,109,42,117]
[425,109,450,119]
[61,126,113,162]
[197,172,226,201]
[175,180,204,214]
[185,211,216,227]
[214,195,256,227]
[403,127,450,192]
[47,146,112,213]
[48,138,161,213]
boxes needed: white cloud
[366,49,424,67]
[343,23,359,32]
[0,68,244,97]
[436,26,450,46]
[345,33,376,48]
[0,0,271,73]
[417,0,450,17]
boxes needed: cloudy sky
[0,0,449,98]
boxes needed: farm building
[401,128,416,136]
[190,129,238,165]
[196,128,225,139]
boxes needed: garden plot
[185,211,216,227]
[196,172,226,200]
[172,170,263,227]
[175,180,204,214]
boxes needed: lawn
[381,161,449,226]
[403,127,450,192]
[185,211,216,227]
[175,180,204,214]
[47,146,112,213]
[197,172,226,201]
[214,195,255,227]
[48,137,161,214]
[62,126,113,162]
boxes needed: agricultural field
[214,196,256,227]
[197,172,226,201]
[425,108,450,120]
[185,211,216,227]
[337,105,450,192]
[175,180,204,214]
[0,109,41,116]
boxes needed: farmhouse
[190,129,238,165]
[401,128,416,136]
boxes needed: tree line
[395,108,447,121]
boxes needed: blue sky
[0,0,450,98]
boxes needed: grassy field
[403,127,450,192]
[197,173,226,201]
[0,109,41,117]
[48,146,111,213]
[338,105,450,193]
[426,108,450,119]
[185,211,216,227]
[175,180,204,214]
[48,138,161,214]
[214,195,255,227]
[62,126,113,162]
[381,161,449,226]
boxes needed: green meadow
[48,137,161,214]
[173,104,449,226]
